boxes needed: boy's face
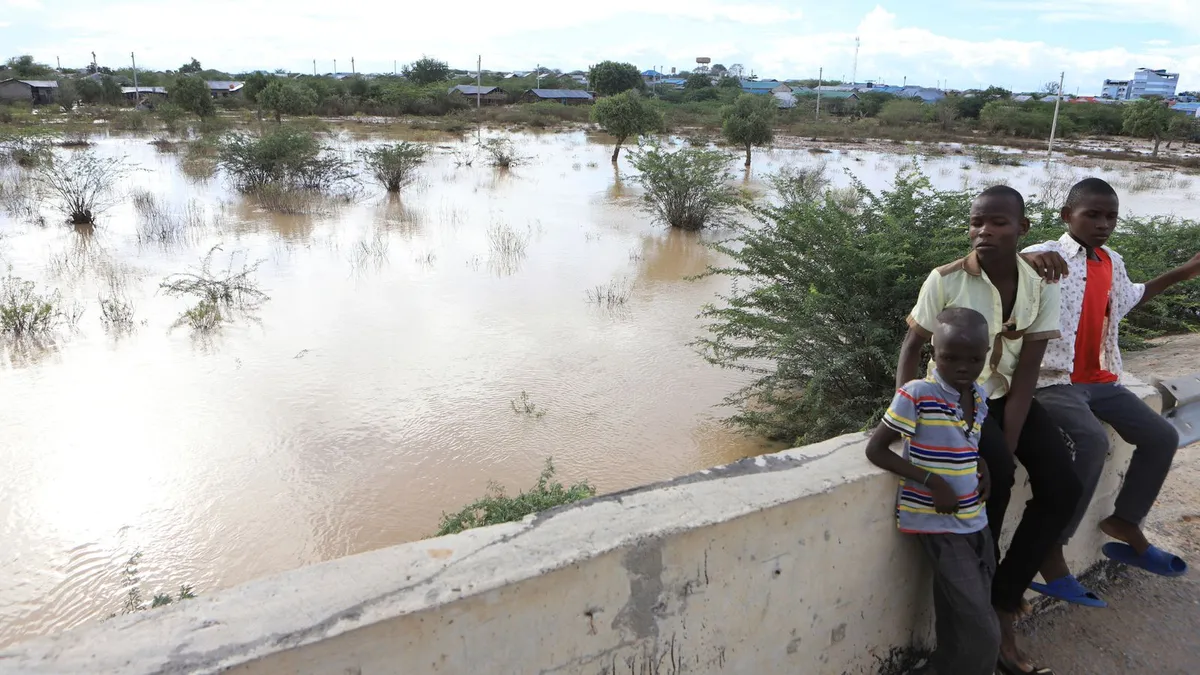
[969,194,1029,262]
[1062,193,1119,249]
[934,334,989,389]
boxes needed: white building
[1101,68,1179,100]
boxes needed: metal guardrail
[1155,374,1200,448]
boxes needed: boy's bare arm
[1137,253,1200,308]
[1002,339,1049,454]
[865,423,959,513]
[896,328,928,389]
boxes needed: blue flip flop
[1028,575,1108,607]
[1102,542,1189,577]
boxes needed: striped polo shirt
[881,370,989,535]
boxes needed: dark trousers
[977,396,1083,613]
[918,531,1001,675]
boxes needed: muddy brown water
[1,129,1198,647]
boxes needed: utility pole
[56,56,61,70]
[313,59,316,76]
[131,52,138,102]
[393,60,397,75]
[851,36,860,85]
[1047,70,1066,161]
[334,59,337,75]
[476,55,482,109]
[536,63,542,89]
[816,67,823,120]
[903,75,907,87]
[351,57,355,75]
[91,51,97,72]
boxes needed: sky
[2,0,1198,93]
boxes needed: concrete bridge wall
[0,381,1159,675]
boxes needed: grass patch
[435,458,596,536]
[0,275,61,339]
[585,278,632,308]
[511,390,546,418]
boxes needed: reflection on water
[1,130,1198,648]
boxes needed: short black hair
[933,307,989,350]
[1064,177,1118,210]
[977,184,1026,215]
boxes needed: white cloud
[981,0,1199,24]
[758,6,1200,91]
[5,0,42,8]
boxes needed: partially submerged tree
[160,246,269,332]
[171,75,215,118]
[1123,99,1172,158]
[629,143,738,230]
[258,79,317,123]
[721,93,776,167]
[587,61,643,96]
[402,57,451,86]
[359,142,429,192]
[218,127,354,193]
[33,151,129,224]
[590,91,662,163]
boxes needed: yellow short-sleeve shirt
[907,251,1061,399]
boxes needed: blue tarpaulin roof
[528,89,592,99]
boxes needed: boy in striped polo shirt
[866,307,998,675]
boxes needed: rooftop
[527,88,592,99]
[449,85,501,95]
[10,79,59,89]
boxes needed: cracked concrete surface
[1018,336,1200,675]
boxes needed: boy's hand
[927,474,960,514]
[977,459,991,503]
[1021,251,1069,282]
[1181,253,1200,280]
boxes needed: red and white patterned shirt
[1022,234,1145,388]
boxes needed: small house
[448,85,507,105]
[0,79,59,104]
[897,86,945,103]
[205,80,245,97]
[521,88,593,105]
[740,79,791,95]
[121,86,168,102]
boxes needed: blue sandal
[1028,574,1108,608]
[1102,542,1189,577]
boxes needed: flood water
[1,128,1198,647]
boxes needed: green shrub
[218,127,353,192]
[0,276,61,338]
[721,94,776,167]
[629,143,738,230]
[878,99,926,126]
[435,459,596,536]
[33,151,130,224]
[358,141,429,192]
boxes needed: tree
[359,142,429,192]
[179,58,202,74]
[590,90,663,163]
[933,97,959,130]
[258,80,317,123]
[171,75,215,118]
[728,64,745,80]
[100,76,123,106]
[955,86,1010,119]
[242,72,271,103]
[77,78,103,104]
[1166,113,1199,149]
[878,99,925,126]
[721,94,776,167]
[685,73,712,91]
[55,79,78,108]
[402,57,450,86]
[1042,80,1061,96]
[857,91,896,118]
[1123,99,1172,157]
[710,64,728,78]
[6,55,53,78]
[587,61,643,96]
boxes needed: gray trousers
[918,530,1000,675]
[1036,382,1179,543]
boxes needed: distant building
[121,86,168,101]
[448,85,507,105]
[521,88,593,105]
[1101,68,1178,100]
[1171,101,1200,117]
[641,69,663,82]
[0,79,59,104]
[206,80,244,97]
[659,78,687,89]
[740,79,791,95]
[1101,79,1130,100]
[897,86,945,103]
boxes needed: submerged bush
[218,128,354,193]
[160,246,269,332]
[699,167,1200,444]
[358,142,429,192]
[629,143,739,230]
[435,459,596,536]
[33,151,129,224]
[0,275,61,338]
